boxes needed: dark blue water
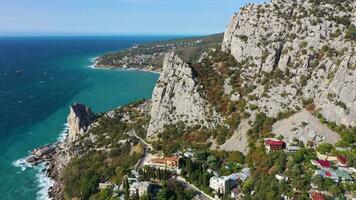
[0,36,172,200]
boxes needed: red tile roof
[325,171,331,177]
[265,139,284,146]
[337,155,347,165]
[310,192,326,200]
[316,159,331,168]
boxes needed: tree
[156,188,169,200]
[242,178,254,195]
[122,175,130,199]
[317,143,334,154]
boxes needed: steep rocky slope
[221,0,356,126]
[147,52,220,137]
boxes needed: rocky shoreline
[26,103,97,200]
[25,133,68,200]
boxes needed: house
[310,192,326,200]
[285,145,301,153]
[146,156,179,171]
[210,176,233,195]
[129,181,152,197]
[316,152,337,161]
[99,181,113,190]
[338,166,356,173]
[334,170,353,182]
[209,168,250,195]
[311,159,331,169]
[183,151,194,158]
[335,147,351,152]
[314,170,338,182]
[264,138,285,152]
[314,169,352,183]
[275,174,288,181]
[336,155,347,167]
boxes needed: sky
[0,0,265,36]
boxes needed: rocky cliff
[67,103,96,142]
[222,0,356,126]
[147,52,219,136]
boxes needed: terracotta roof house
[264,138,286,152]
[337,155,347,166]
[311,159,331,169]
[310,192,326,200]
[148,156,180,170]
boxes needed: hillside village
[27,0,356,199]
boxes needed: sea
[0,36,176,200]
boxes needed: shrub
[345,25,356,41]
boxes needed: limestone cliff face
[147,52,217,136]
[222,0,356,126]
[67,103,96,142]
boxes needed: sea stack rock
[67,103,96,142]
[147,52,215,137]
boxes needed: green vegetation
[61,101,149,199]
[155,180,195,200]
[179,149,245,197]
[139,166,172,181]
[236,34,248,42]
[345,25,356,41]
[62,145,141,200]
[315,112,356,147]
[152,123,211,155]
[193,49,238,114]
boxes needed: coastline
[94,63,161,75]
[87,55,161,74]
[3,37,162,200]
[44,59,161,199]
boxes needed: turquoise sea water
[0,36,172,200]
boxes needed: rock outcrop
[147,52,218,136]
[221,0,356,126]
[67,103,96,142]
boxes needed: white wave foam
[87,56,99,69]
[57,123,69,142]
[12,156,32,171]
[35,164,53,200]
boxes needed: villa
[311,159,331,169]
[145,155,180,171]
[264,138,285,152]
[314,169,353,183]
[310,192,326,200]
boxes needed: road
[128,130,152,171]
[175,176,215,200]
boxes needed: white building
[209,176,232,195]
[209,168,250,195]
[129,181,152,197]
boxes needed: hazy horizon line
[0,32,223,37]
